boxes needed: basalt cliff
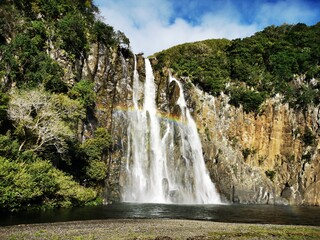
[95,53,320,206]
[87,24,320,206]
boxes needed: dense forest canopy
[154,23,320,112]
[0,0,319,212]
[0,0,123,212]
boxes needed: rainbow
[113,104,188,125]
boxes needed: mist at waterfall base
[119,58,220,204]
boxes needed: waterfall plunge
[121,58,221,204]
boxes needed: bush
[154,23,320,110]
[0,157,97,212]
[229,87,266,113]
[85,160,107,182]
[57,12,88,59]
[0,133,20,159]
[302,127,316,146]
[80,128,112,183]
[265,170,276,182]
[69,80,96,108]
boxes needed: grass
[208,225,320,239]
[1,220,320,240]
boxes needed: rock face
[193,89,320,205]
[84,48,319,205]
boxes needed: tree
[0,33,65,90]
[0,156,97,212]
[8,88,84,154]
[86,21,116,80]
[57,12,88,59]
[0,92,9,127]
[69,79,96,108]
[229,87,266,113]
[80,128,112,183]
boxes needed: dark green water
[1,203,320,226]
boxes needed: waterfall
[170,76,221,204]
[121,58,221,204]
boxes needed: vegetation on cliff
[154,23,320,112]
[0,0,127,212]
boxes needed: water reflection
[1,203,320,226]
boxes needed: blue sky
[94,0,320,56]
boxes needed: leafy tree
[81,128,111,160]
[80,128,112,183]
[86,21,117,80]
[0,133,20,159]
[8,88,83,154]
[69,79,96,108]
[57,12,88,59]
[0,33,65,90]
[229,87,266,113]
[0,157,97,212]
[92,21,116,46]
[0,92,9,128]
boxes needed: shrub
[302,127,315,146]
[229,87,266,113]
[265,170,276,182]
[69,80,96,108]
[0,157,97,212]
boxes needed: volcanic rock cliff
[91,49,319,205]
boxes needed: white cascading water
[121,58,221,204]
[169,76,221,203]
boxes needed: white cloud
[256,0,317,26]
[96,0,319,56]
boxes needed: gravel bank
[1,219,319,239]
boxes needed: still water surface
[1,202,320,226]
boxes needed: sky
[94,0,320,56]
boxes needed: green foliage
[229,87,266,113]
[80,128,112,183]
[0,92,9,127]
[85,160,107,182]
[91,21,116,46]
[154,39,231,95]
[0,157,97,212]
[0,0,127,212]
[0,133,20,159]
[155,22,320,112]
[69,80,96,108]
[302,127,316,146]
[57,12,88,59]
[265,170,276,182]
[13,0,97,22]
[51,93,85,128]
[81,128,111,160]
[0,33,65,90]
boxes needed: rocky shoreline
[1,219,319,239]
